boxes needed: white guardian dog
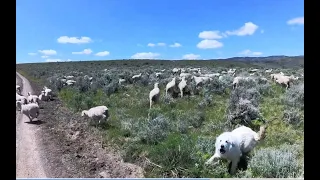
[205,125,267,174]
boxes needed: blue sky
[16,0,304,63]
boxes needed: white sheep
[16,93,27,105]
[16,85,21,95]
[275,75,294,89]
[179,72,192,78]
[265,69,273,73]
[39,91,49,101]
[132,73,142,81]
[232,76,247,89]
[205,125,267,174]
[149,83,160,109]
[43,86,53,100]
[172,68,181,74]
[155,72,162,78]
[270,73,284,82]
[81,105,109,124]
[66,75,74,79]
[16,101,40,122]
[178,76,191,98]
[203,73,220,78]
[66,80,76,86]
[192,76,211,86]
[118,78,126,85]
[228,68,236,74]
[27,92,39,104]
[249,69,259,73]
[165,77,179,96]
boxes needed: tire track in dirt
[16,72,47,178]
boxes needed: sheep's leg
[149,100,152,109]
[180,90,183,98]
[28,115,33,122]
[229,158,240,175]
[205,153,220,165]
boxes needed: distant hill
[17,55,304,70]
[221,55,304,69]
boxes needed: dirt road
[16,72,47,178]
[16,72,144,178]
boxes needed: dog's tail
[255,125,267,141]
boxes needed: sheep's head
[81,110,88,117]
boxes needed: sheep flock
[16,60,304,178]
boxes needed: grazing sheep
[178,76,191,98]
[265,69,273,73]
[155,72,162,78]
[270,73,285,82]
[81,105,109,124]
[172,68,181,74]
[149,83,160,109]
[165,77,179,96]
[179,72,192,78]
[249,69,259,73]
[16,93,28,105]
[16,101,40,122]
[232,77,244,89]
[275,75,294,89]
[205,125,267,174]
[132,73,142,81]
[43,86,53,99]
[192,76,211,86]
[65,75,74,79]
[60,78,67,83]
[39,91,49,101]
[228,69,236,75]
[16,85,21,95]
[203,73,220,78]
[118,78,126,85]
[66,80,76,86]
[27,92,39,104]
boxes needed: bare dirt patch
[20,73,144,178]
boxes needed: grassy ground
[16,60,304,178]
[57,82,304,178]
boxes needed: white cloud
[131,52,160,59]
[157,42,166,46]
[182,53,201,60]
[169,43,182,48]
[41,55,48,58]
[45,59,62,62]
[287,17,304,25]
[147,42,166,47]
[28,53,37,56]
[57,36,92,44]
[38,49,57,55]
[72,48,92,55]
[199,31,223,39]
[239,49,263,56]
[226,22,259,36]
[95,51,110,56]
[197,39,223,49]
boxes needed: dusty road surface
[16,72,47,178]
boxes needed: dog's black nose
[221,145,224,148]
